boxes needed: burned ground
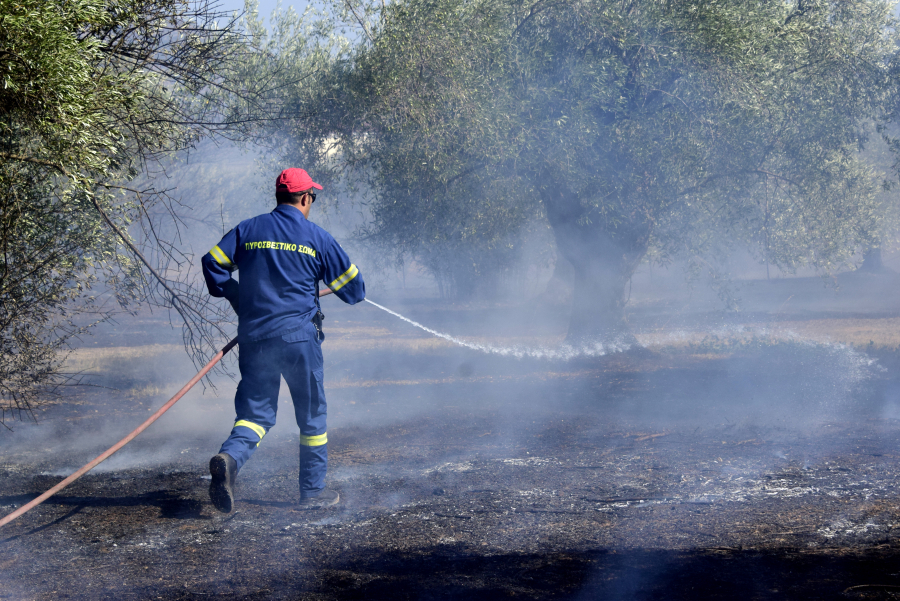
[4,275,900,599]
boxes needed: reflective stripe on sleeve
[234,420,267,447]
[209,245,234,268]
[299,432,327,447]
[329,264,358,292]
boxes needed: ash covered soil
[5,277,900,600]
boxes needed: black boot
[209,453,237,513]
[298,488,339,509]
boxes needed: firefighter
[201,168,365,512]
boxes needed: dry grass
[325,324,564,353]
[637,318,900,350]
[63,344,183,374]
[58,344,183,402]
[773,318,900,348]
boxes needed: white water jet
[364,299,632,360]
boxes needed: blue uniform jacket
[202,204,365,343]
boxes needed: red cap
[275,168,322,193]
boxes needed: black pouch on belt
[312,310,325,340]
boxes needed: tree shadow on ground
[0,489,207,524]
[247,546,900,600]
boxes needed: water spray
[364,298,631,359]
[0,338,238,529]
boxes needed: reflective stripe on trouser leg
[236,420,267,444]
[299,437,327,498]
[300,433,327,446]
[219,420,268,471]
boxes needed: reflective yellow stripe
[209,245,234,268]
[300,432,327,446]
[329,264,358,292]
[234,420,266,447]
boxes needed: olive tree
[272,0,898,343]
[0,0,286,422]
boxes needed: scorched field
[3,273,900,600]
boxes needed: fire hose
[0,337,238,529]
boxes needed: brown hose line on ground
[0,337,239,530]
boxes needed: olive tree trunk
[859,247,886,273]
[542,184,649,346]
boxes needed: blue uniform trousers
[219,321,328,498]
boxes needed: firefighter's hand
[319,288,334,297]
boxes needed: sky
[215,0,310,22]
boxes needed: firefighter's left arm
[321,236,365,304]
[201,229,240,313]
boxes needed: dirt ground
[4,273,900,600]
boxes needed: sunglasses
[307,191,316,203]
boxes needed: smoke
[3,239,892,481]
[5,140,900,601]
